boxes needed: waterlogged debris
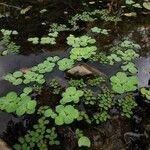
[123,12,137,17]
[143,2,150,10]
[0,139,11,150]
[67,64,106,77]
[20,6,32,14]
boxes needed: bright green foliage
[38,106,57,119]
[1,29,18,36]
[91,27,109,35]
[107,49,139,65]
[14,117,60,150]
[87,76,105,86]
[70,46,97,61]
[60,87,84,104]
[90,52,109,63]
[24,71,45,84]
[97,87,114,110]
[141,88,150,100]
[93,111,110,124]
[0,92,37,116]
[57,58,74,71]
[27,37,39,44]
[4,56,58,85]
[117,49,139,61]
[121,62,138,74]
[28,32,58,45]
[118,95,137,118]
[49,79,61,95]
[120,40,141,49]
[55,105,79,125]
[46,56,60,62]
[143,2,150,10]
[49,23,70,32]
[107,54,122,65]
[78,136,91,148]
[32,61,55,74]
[20,87,33,97]
[77,111,92,124]
[68,79,86,88]
[125,0,135,5]
[40,37,56,45]
[110,72,138,94]
[83,89,96,105]
[75,129,91,148]
[67,34,96,48]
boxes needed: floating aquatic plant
[83,89,96,105]
[67,34,96,48]
[14,117,60,150]
[75,129,91,148]
[55,105,79,125]
[110,72,138,94]
[70,46,97,61]
[121,62,138,74]
[60,87,84,104]
[91,27,109,35]
[93,111,110,124]
[87,76,105,86]
[118,95,137,118]
[49,79,61,95]
[140,88,150,100]
[0,92,37,116]
[68,79,86,88]
[97,87,114,110]
[57,58,74,71]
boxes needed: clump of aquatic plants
[120,40,141,49]
[68,79,86,88]
[70,46,97,61]
[83,89,96,105]
[4,70,45,85]
[37,106,56,119]
[49,79,61,95]
[87,76,105,86]
[69,9,121,30]
[91,27,109,35]
[67,34,96,48]
[118,95,137,118]
[75,129,91,148]
[32,60,55,74]
[0,91,37,116]
[121,62,138,74]
[93,111,110,124]
[97,86,114,110]
[60,87,84,104]
[14,117,60,150]
[28,31,58,45]
[4,56,59,85]
[107,49,139,65]
[49,23,70,32]
[77,111,92,124]
[140,88,150,100]
[57,58,74,71]
[110,72,138,94]
[0,29,20,55]
[55,105,79,125]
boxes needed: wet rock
[67,63,107,77]
[0,139,11,150]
